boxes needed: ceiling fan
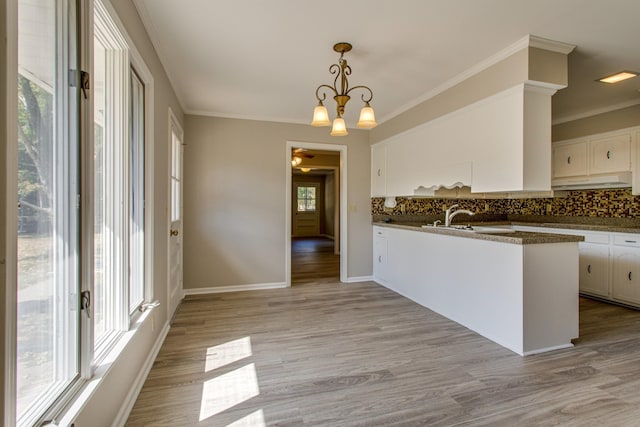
[291,148,314,166]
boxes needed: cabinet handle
[624,240,637,243]
[567,156,571,164]
[587,264,591,274]
[629,272,633,281]
[378,255,382,263]
[377,169,381,177]
[606,150,611,159]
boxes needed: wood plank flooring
[126,279,640,426]
[291,237,339,286]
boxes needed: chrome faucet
[444,203,475,227]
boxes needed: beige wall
[183,115,372,289]
[552,105,640,141]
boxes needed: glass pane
[307,200,316,211]
[307,187,316,199]
[17,0,79,422]
[170,131,181,222]
[297,187,305,199]
[129,69,144,312]
[93,35,108,343]
[297,201,306,211]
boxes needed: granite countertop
[508,221,640,234]
[373,222,584,245]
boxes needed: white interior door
[168,113,184,318]
[294,182,320,236]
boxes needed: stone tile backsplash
[372,188,640,219]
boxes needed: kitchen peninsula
[373,223,584,356]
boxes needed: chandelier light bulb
[357,102,377,129]
[311,101,331,126]
[330,116,348,136]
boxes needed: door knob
[170,229,179,236]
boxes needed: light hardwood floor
[126,277,640,426]
[291,237,340,286]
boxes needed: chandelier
[311,42,377,136]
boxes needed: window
[297,186,317,212]
[93,0,147,360]
[16,0,80,425]
[13,0,152,424]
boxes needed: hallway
[291,237,340,285]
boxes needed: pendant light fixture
[311,42,377,136]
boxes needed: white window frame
[91,0,155,365]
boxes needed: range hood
[552,172,632,190]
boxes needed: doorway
[285,141,347,286]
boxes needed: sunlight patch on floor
[205,336,253,372]
[199,363,260,421]
[226,409,266,427]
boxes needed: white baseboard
[184,282,288,295]
[344,276,374,283]
[111,321,171,427]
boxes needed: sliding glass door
[16,0,80,424]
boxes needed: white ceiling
[134,0,640,127]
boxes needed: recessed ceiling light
[597,71,638,84]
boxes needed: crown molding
[529,35,576,55]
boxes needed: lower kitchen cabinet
[513,225,640,309]
[373,227,389,283]
[612,238,640,305]
[579,243,610,297]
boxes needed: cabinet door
[579,243,609,297]
[612,246,640,305]
[371,143,387,197]
[373,229,388,283]
[553,141,588,178]
[590,134,631,174]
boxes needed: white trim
[286,141,348,286]
[184,283,288,295]
[528,35,575,55]
[110,321,170,427]
[344,276,374,283]
[552,99,640,125]
[5,0,19,425]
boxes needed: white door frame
[285,141,347,286]
[167,108,184,319]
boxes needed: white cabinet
[553,141,588,178]
[373,227,389,283]
[579,243,609,297]
[552,131,634,189]
[612,236,640,305]
[590,134,631,175]
[371,143,387,197]
[513,225,640,308]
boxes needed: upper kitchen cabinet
[553,140,588,178]
[371,143,387,197]
[552,129,635,191]
[590,134,631,175]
